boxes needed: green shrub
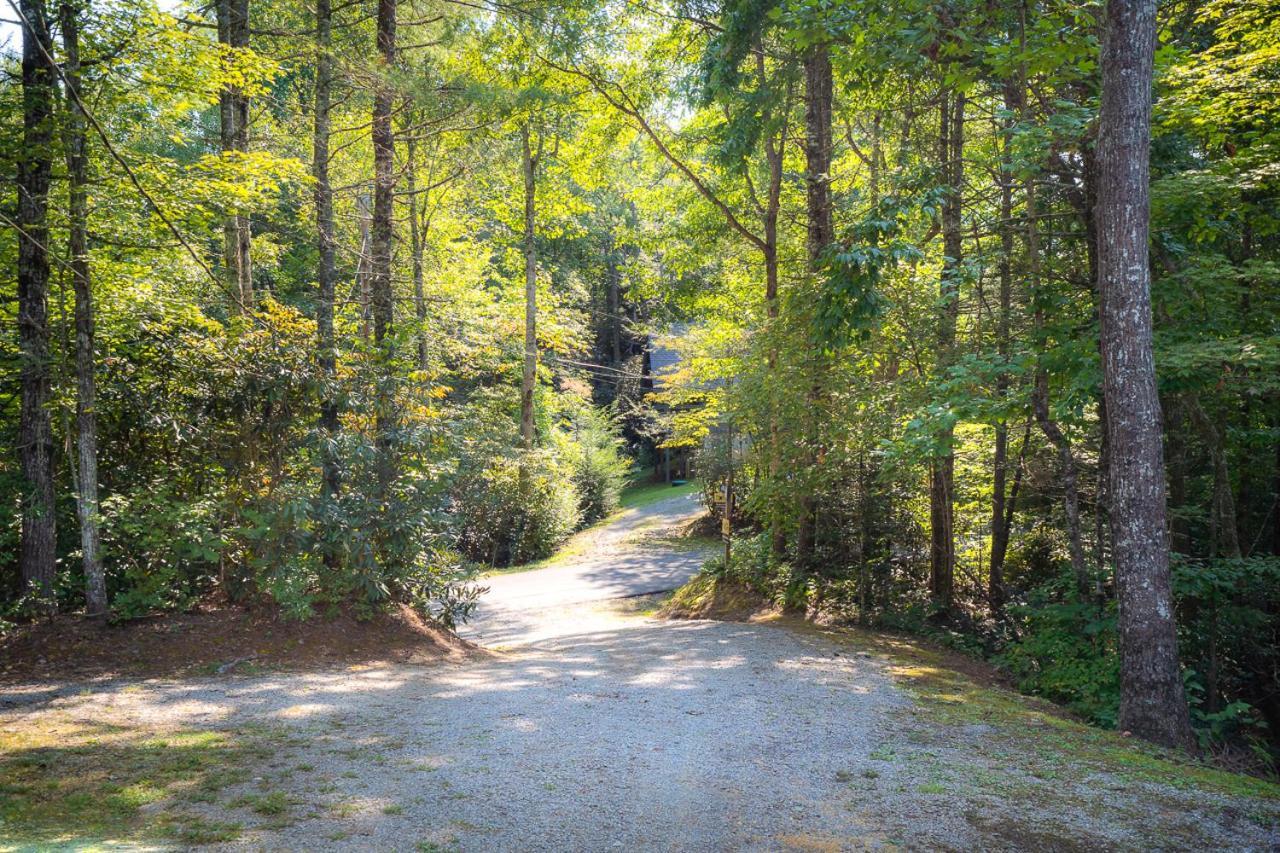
[99,480,224,619]
[997,571,1122,727]
[452,452,581,566]
[560,407,631,524]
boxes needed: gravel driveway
[4,494,1278,850]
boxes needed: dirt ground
[0,603,475,685]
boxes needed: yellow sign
[721,517,731,536]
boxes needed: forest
[2,0,1279,777]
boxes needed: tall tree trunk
[406,130,429,373]
[991,87,1016,611]
[520,123,539,450]
[1098,0,1195,751]
[371,0,396,494]
[930,90,964,613]
[60,0,105,616]
[1014,3,1088,597]
[313,0,340,503]
[1026,181,1090,596]
[1273,398,1280,557]
[1166,397,1190,552]
[218,0,252,310]
[796,44,833,575]
[356,193,372,341]
[763,74,786,560]
[17,0,57,603]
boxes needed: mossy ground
[829,625,1280,803]
[659,574,770,621]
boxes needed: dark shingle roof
[648,323,689,388]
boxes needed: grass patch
[231,790,291,816]
[0,719,275,847]
[618,478,700,510]
[659,574,771,621]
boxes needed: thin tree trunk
[1011,7,1090,597]
[356,193,372,341]
[520,123,539,450]
[60,0,105,616]
[406,130,429,373]
[764,77,786,560]
[796,44,833,575]
[1166,397,1189,552]
[1098,0,1195,751]
[1026,182,1089,596]
[371,0,396,495]
[313,0,340,503]
[17,0,57,603]
[605,235,622,365]
[991,88,1016,610]
[931,90,964,613]
[1185,395,1241,558]
[218,0,252,310]
[1273,398,1280,557]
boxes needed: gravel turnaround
[5,494,1278,850]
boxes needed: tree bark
[796,44,833,574]
[930,90,964,613]
[1098,0,1195,751]
[406,129,429,373]
[313,0,340,503]
[520,123,539,450]
[991,86,1016,611]
[218,0,252,310]
[371,0,396,494]
[17,0,57,604]
[60,0,106,616]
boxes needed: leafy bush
[999,588,1122,727]
[99,480,224,619]
[396,547,486,630]
[1172,555,1280,755]
[452,451,581,566]
[705,531,809,609]
[1003,523,1069,593]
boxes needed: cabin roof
[647,323,689,389]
